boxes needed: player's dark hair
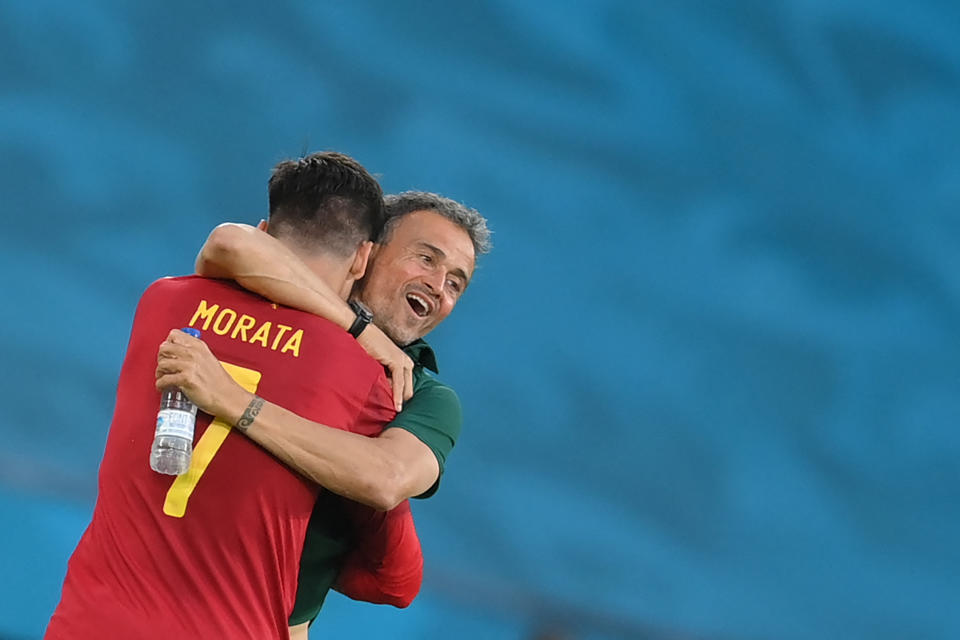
[267,151,385,257]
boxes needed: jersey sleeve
[288,496,424,626]
[384,378,462,498]
[349,371,398,437]
[334,499,423,608]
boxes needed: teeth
[407,293,430,316]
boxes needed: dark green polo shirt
[289,339,462,626]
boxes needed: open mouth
[406,292,432,318]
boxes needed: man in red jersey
[45,152,421,640]
[156,191,490,638]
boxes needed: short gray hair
[381,191,492,256]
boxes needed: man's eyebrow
[416,241,445,258]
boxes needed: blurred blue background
[2,1,960,638]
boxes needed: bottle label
[155,409,196,440]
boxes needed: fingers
[387,355,415,411]
[158,330,211,364]
[156,333,206,382]
[157,342,191,362]
[388,360,415,411]
[388,366,402,412]
[166,328,202,344]
[156,360,180,378]
[155,352,195,383]
[403,361,414,403]
[155,372,185,391]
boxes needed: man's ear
[257,219,268,232]
[349,241,374,281]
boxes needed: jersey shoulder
[141,274,245,298]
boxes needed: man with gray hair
[156,190,491,636]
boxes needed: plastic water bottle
[150,327,202,475]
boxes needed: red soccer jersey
[337,498,423,608]
[46,276,397,640]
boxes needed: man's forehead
[392,210,475,267]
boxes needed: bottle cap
[181,327,201,339]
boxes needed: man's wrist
[219,387,256,426]
[333,303,357,331]
[235,394,265,433]
[347,300,373,338]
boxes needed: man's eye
[420,254,433,264]
[447,280,461,293]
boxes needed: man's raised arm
[196,223,413,407]
[197,223,353,328]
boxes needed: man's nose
[422,268,446,293]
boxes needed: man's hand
[356,324,414,411]
[155,329,251,423]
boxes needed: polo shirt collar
[402,338,438,373]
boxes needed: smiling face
[357,210,476,345]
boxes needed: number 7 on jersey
[163,362,262,518]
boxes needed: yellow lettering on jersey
[189,300,219,331]
[271,324,292,351]
[184,301,304,358]
[212,308,237,335]
[280,329,303,357]
[249,321,271,347]
[231,314,256,341]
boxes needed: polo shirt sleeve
[384,378,462,499]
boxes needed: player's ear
[257,219,268,232]
[349,241,373,281]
